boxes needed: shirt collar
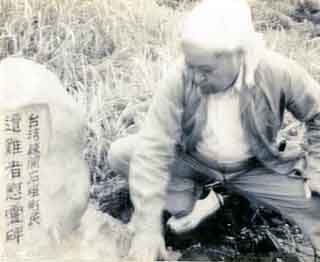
[232,62,244,93]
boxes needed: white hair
[181,0,265,89]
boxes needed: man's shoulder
[154,57,188,102]
[167,57,186,78]
[256,49,302,85]
[258,49,312,83]
[258,49,294,73]
[163,57,189,90]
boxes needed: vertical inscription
[1,105,49,251]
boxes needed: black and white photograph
[1,0,320,261]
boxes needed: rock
[252,4,295,31]
[296,0,320,24]
[298,0,320,12]
[275,11,295,29]
[310,10,320,23]
[76,204,130,260]
[0,57,90,258]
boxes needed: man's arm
[128,62,185,236]
[284,58,320,190]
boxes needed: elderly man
[108,0,320,261]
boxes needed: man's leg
[108,135,201,217]
[227,165,320,261]
[107,134,137,176]
[166,189,222,234]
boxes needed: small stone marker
[0,57,91,259]
[299,0,320,11]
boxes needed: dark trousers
[108,134,320,261]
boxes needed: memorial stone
[0,57,91,259]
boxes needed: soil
[92,176,314,262]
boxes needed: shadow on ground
[91,176,313,262]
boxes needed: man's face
[183,44,242,94]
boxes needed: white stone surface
[0,57,91,258]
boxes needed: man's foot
[167,190,222,234]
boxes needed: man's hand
[125,231,168,262]
[305,178,320,196]
[167,190,221,234]
[117,101,150,131]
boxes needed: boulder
[298,0,320,11]
[0,57,90,258]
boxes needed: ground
[1,0,320,261]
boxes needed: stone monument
[0,57,91,259]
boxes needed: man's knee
[108,136,136,175]
[165,178,201,217]
[165,191,195,217]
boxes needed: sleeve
[129,63,185,233]
[284,59,320,181]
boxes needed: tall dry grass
[1,1,320,260]
[0,0,186,180]
[1,0,320,182]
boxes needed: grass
[0,0,185,179]
[1,0,319,179]
[1,0,320,259]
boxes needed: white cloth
[196,73,253,162]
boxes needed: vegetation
[1,0,320,260]
[1,0,319,177]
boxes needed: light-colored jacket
[129,50,320,233]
